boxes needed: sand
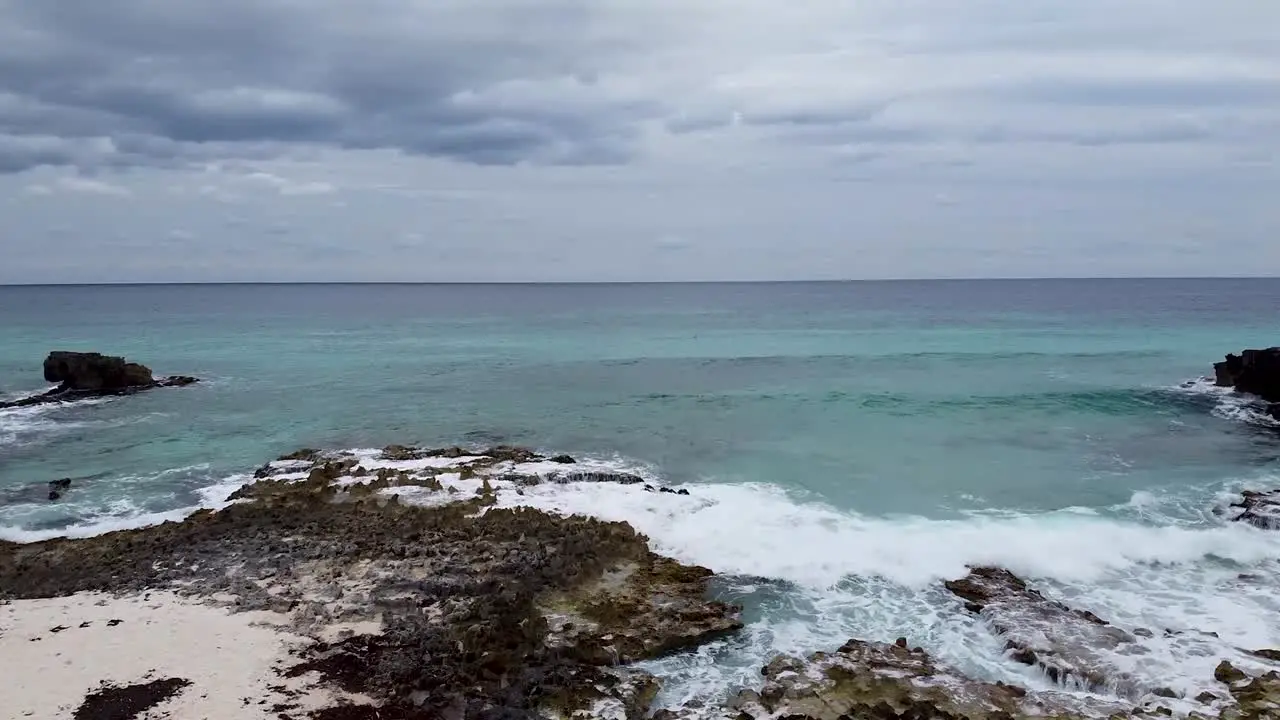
[0,590,357,719]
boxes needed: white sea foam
[0,397,112,447]
[7,446,1280,710]
[1171,377,1280,427]
[470,459,1280,706]
[0,474,247,543]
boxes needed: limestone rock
[945,567,1143,695]
[728,637,1130,720]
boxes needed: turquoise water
[3,279,1280,704]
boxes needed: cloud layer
[2,0,1278,281]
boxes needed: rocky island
[4,442,1280,720]
[0,350,198,410]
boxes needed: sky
[1,0,1278,283]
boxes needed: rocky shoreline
[4,443,1280,719]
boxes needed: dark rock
[0,351,198,410]
[1228,489,1280,530]
[1152,687,1178,699]
[1216,660,1248,685]
[548,454,577,464]
[44,351,154,390]
[380,445,424,461]
[550,471,645,486]
[1195,691,1220,704]
[1251,648,1280,662]
[1214,348,1280,402]
[47,478,71,501]
[945,567,1142,695]
[480,445,543,463]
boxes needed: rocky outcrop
[1215,348,1280,403]
[541,555,743,664]
[945,567,1143,695]
[43,351,155,390]
[1214,661,1280,720]
[47,478,71,501]
[0,351,197,409]
[1226,490,1280,530]
[723,638,1129,720]
[0,446,738,720]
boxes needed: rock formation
[0,351,197,409]
[717,638,1130,720]
[945,567,1143,695]
[7,443,1278,719]
[1215,348,1280,403]
[1226,489,1280,530]
[0,446,739,719]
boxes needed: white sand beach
[0,591,352,719]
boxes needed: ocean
[2,279,1279,706]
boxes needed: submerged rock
[1215,348,1280,402]
[47,478,71,501]
[0,351,197,409]
[945,567,1143,695]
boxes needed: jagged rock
[1229,490,1280,530]
[727,638,1130,720]
[379,444,425,461]
[945,567,1142,694]
[1218,661,1250,686]
[481,445,543,463]
[0,351,198,409]
[43,350,155,389]
[541,556,743,664]
[548,471,645,486]
[549,454,577,464]
[47,478,71,501]
[1215,348,1280,402]
[1252,650,1280,663]
[1219,666,1280,720]
[1,448,740,720]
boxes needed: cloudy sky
[1,0,1278,283]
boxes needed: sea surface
[3,279,1280,706]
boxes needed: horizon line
[1,276,1279,288]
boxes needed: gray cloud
[0,0,1278,282]
[0,0,656,172]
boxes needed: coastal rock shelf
[3,443,1280,719]
[0,350,198,409]
[0,444,738,720]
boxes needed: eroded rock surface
[945,567,1143,695]
[725,638,1130,720]
[1228,490,1280,530]
[0,445,737,720]
[1215,661,1280,720]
